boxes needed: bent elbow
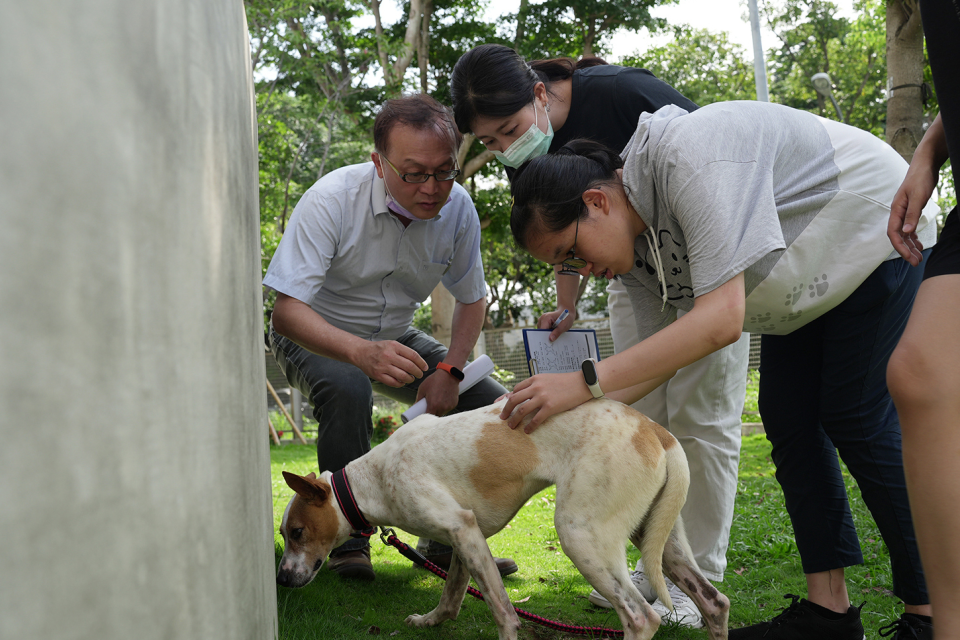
[711,303,745,350]
[270,294,298,338]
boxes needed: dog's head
[276,471,346,588]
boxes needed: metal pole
[748,0,770,102]
[291,387,303,429]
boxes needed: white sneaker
[587,570,705,630]
[650,579,705,629]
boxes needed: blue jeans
[269,327,507,555]
[758,253,930,605]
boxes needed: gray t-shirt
[618,101,937,339]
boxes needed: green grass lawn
[270,429,909,639]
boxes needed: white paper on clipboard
[522,329,600,376]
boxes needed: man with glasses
[264,93,515,581]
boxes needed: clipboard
[522,329,600,376]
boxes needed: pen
[552,309,570,328]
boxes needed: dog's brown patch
[286,479,341,550]
[470,421,540,503]
[631,413,676,466]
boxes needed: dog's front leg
[405,552,470,628]
[450,514,521,640]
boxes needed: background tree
[249,0,952,337]
[621,26,757,105]
[885,0,926,162]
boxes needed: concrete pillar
[0,2,277,639]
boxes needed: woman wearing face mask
[451,43,752,627]
[504,101,938,639]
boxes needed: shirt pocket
[406,260,449,301]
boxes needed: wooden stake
[267,378,308,444]
[267,416,281,446]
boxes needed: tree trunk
[885,0,925,162]
[514,0,529,46]
[418,0,432,92]
[430,283,455,347]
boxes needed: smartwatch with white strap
[581,358,604,399]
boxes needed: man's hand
[355,340,428,387]
[415,367,461,417]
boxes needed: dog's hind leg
[659,519,730,640]
[557,520,660,640]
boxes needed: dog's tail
[633,434,690,611]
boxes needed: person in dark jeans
[264,93,514,581]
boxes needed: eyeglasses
[379,153,461,183]
[558,216,587,276]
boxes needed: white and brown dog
[277,398,729,640]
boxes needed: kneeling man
[264,93,513,580]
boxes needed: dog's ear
[306,472,317,480]
[282,471,330,503]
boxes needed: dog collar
[330,468,376,538]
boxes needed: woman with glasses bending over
[451,43,751,626]
[502,100,938,639]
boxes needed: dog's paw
[405,611,445,628]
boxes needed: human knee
[310,368,372,408]
[887,340,940,409]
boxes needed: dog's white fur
[277,398,729,640]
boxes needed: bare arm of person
[888,113,949,266]
[501,273,746,432]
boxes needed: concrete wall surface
[0,2,277,639]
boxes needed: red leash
[379,528,624,638]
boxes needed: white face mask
[493,99,555,169]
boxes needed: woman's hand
[537,307,576,342]
[887,112,948,266]
[888,168,936,266]
[499,371,592,433]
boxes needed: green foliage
[490,362,517,388]
[249,0,950,333]
[620,26,757,105]
[761,0,938,135]
[514,0,671,59]
[742,369,762,424]
[411,303,433,334]
[372,414,399,442]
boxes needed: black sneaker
[729,594,865,640]
[879,613,933,639]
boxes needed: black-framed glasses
[558,216,587,276]
[380,153,461,183]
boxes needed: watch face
[581,359,598,385]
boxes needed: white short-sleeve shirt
[263,162,487,341]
